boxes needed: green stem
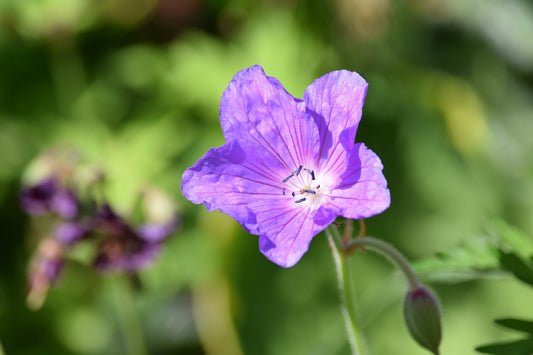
[343,236,421,290]
[326,228,367,355]
[0,336,5,355]
[111,276,148,355]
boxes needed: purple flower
[20,177,78,219]
[182,65,390,267]
[93,205,175,272]
[55,221,91,245]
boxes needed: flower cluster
[182,65,390,267]
[20,148,180,309]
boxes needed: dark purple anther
[295,198,307,203]
[304,168,315,180]
[282,173,294,183]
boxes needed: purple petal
[137,220,178,243]
[303,70,368,161]
[183,140,290,235]
[55,221,89,245]
[19,178,57,215]
[50,189,78,219]
[257,204,336,267]
[219,65,320,172]
[325,143,390,219]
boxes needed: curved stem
[343,236,421,290]
[326,228,367,355]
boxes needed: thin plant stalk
[111,276,148,355]
[327,228,367,355]
[343,236,421,290]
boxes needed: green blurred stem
[111,276,148,355]
[343,236,421,291]
[0,336,5,355]
[326,228,367,355]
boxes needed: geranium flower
[182,65,390,267]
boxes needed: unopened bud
[404,286,442,355]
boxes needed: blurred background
[1,0,533,354]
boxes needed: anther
[304,168,315,180]
[293,165,302,176]
[295,198,307,203]
[304,189,316,195]
[291,192,296,197]
[282,173,294,183]
[282,188,286,195]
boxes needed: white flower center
[281,165,324,208]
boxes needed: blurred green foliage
[1,0,533,354]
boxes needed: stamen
[282,173,294,183]
[293,165,302,176]
[304,168,315,180]
[282,188,286,195]
[295,198,307,203]
[316,185,320,189]
[304,189,316,195]
[291,192,296,197]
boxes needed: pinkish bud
[27,238,64,310]
[404,286,442,355]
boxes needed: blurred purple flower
[182,65,390,267]
[93,204,176,272]
[55,221,91,245]
[20,177,78,219]
[137,219,180,243]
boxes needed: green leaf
[412,235,502,283]
[489,220,533,259]
[476,337,533,355]
[499,251,533,287]
[495,319,533,335]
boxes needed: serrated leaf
[412,236,501,283]
[476,337,533,355]
[499,251,533,287]
[495,319,533,335]
[489,220,533,259]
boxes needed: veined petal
[220,65,319,171]
[258,205,336,268]
[182,140,289,235]
[303,70,368,167]
[325,143,390,219]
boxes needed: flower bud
[404,286,442,355]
